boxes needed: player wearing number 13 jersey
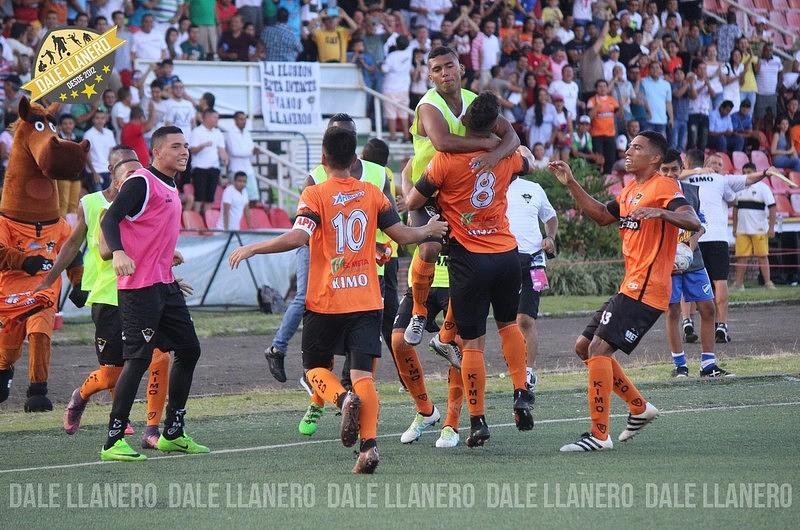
[407,92,536,448]
[549,131,701,453]
[228,127,447,474]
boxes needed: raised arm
[548,160,619,226]
[419,104,497,154]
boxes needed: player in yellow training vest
[401,46,521,353]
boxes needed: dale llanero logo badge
[22,27,126,104]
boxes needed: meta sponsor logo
[330,257,370,274]
[332,190,365,206]
[467,227,498,236]
[331,274,369,289]
[619,217,640,230]
[624,328,639,343]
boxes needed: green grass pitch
[1,373,799,528]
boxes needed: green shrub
[544,258,625,296]
[524,158,622,259]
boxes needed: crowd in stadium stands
[0,0,799,221]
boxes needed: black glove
[68,287,89,308]
[21,256,53,276]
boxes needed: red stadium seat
[790,0,800,9]
[183,183,194,197]
[770,12,788,27]
[212,185,225,210]
[757,131,771,151]
[772,0,790,9]
[732,151,749,172]
[182,210,206,231]
[789,171,800,190]
[750,150,771,171]
[770,175,792,195]
[774,195,796,217]
[717,152,734,174]
[267,207,292,228]
[244,207,273,230]
[204,209,220,230]
[754,0,770,8]
[788,10,800,26]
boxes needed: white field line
[1,400,798,475]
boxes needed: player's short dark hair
[322,127,357,170]
[463,92,499,132]
[58,113,74,124]
[637,130,668,161]
[686,148,704,168]
[720,100,734,110]
[362,138,389,166]
[428,46,459,62]
[150,79,164,90]
[202,108,217,119]
[151,126,185,150]
[328,113,354,126]
[663,148,683,166]
[233,110,246,118]
[233,171,248,179]
[277,8,289,23]
[111,144,136,154]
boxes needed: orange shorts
[0,305,55,348]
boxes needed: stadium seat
[791,0,800,9]
[204,209,220,229]
[757,131,771,151]
[754,0,770,8]
[267,207,292,228]
[182,210,207,231]
[732,151,749,172]
[789,171,800,189]
[772,0,790,9]
[770,12,788,27]
[212,185,225,210]
[183,183,194,197]
[717,152,734,174]
[244,207,273,230]
[791,194,800,215]
[788,10,800,26]
[770,175,792,195]
[751,151,771,171]
[774,195,796,217]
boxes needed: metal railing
[709,1,796,61]
[250,144,303,210]
[362,85,415,140]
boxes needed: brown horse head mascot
[0,97,89,411]
[0,97,89,220]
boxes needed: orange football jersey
[419,150,527,253]
[295,176,400,314]
[612,174,687,310]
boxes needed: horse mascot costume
[0,97,89,411]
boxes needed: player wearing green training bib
[400,45,521,350]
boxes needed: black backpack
[257,285,288,314]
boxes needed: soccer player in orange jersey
[548,131,701,452]
[406,92,537,448]
[229,127,447,474]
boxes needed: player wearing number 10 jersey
[407,92,536,448]
[229,127,447,474]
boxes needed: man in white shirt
[549,65,580,119]
[190,109,228,214]
[409,0,452,33]
[682,150,775,343]
[131,14,168,65]
[618,0,642,30]
[732,170,776,291]
[506,175,558,399]
[225,111,264,203]
[164,79,196,136]
[216,171,252,230]
[754,44,783,129]
[602,45,626,82]
[143,79,170,142]
[82,109,116,191]
[556,15,576,45]
[477,20,500,90]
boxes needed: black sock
[163,408,186,440]
[105,358,149,449]
[359,438,377,451]
[166,346,200,413]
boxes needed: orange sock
[444,365,463,429]
[461,348,486,416]
[438,300,457,343]
[146,349,170,427]
[410,255,436,316]
[610,357,647,415]
[310,392,325,407]
[498,324,528,390]
[391,331,434,415]
[79,365,122,400]
[587,356,613,440]
[352,375,379,441]
[306,367,347,407]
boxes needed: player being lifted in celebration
[229,127,447,474]
[36,147,173,448]
[549,131,701,452]
[406,93,536,448]
[402,46,520,349]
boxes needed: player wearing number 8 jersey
[407,92,536,448]
[549,131,701,453]
[229,127,447,474]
